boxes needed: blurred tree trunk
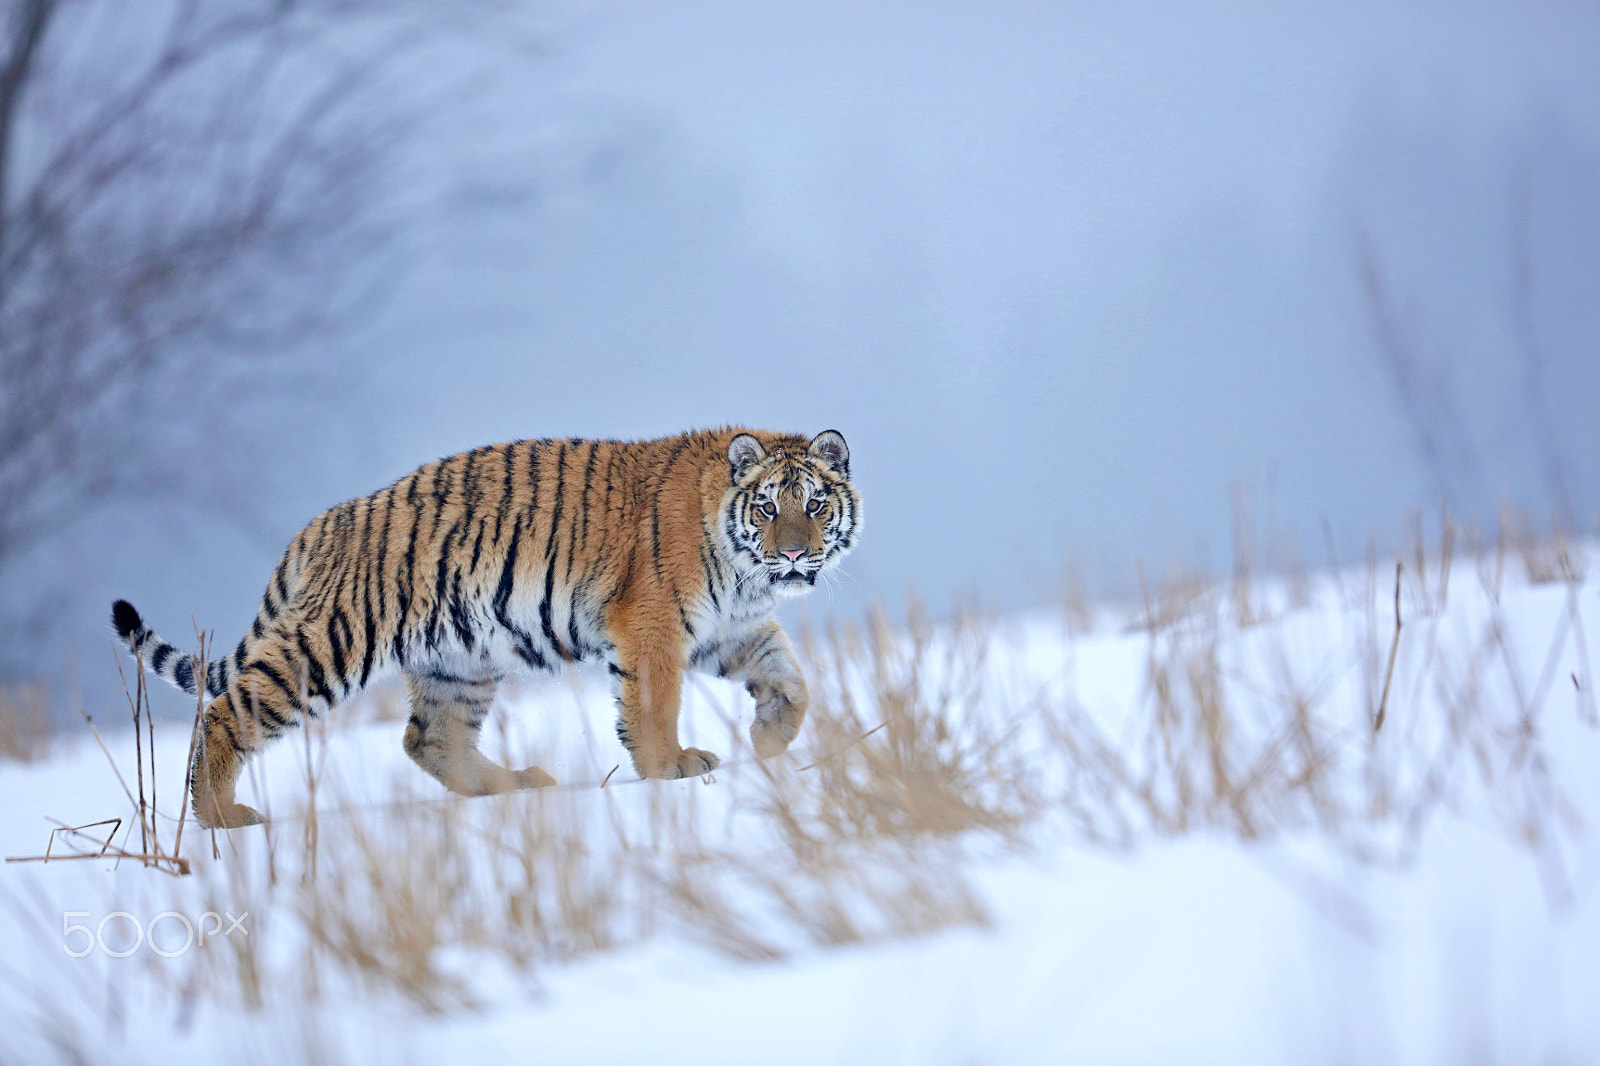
[0,0,445,671]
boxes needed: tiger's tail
[111,600,227,699]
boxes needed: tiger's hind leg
[190,643,311,829]
[401,665,557,796]
[191,695,267,829]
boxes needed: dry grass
[0,680,53,762]
[28,598,1023,1016]
[6,509,1594,1041]
[1044,511,1591,890]
[1500,506,1586,587]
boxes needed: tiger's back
[115,427,860,827]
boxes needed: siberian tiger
[113,428,860,828]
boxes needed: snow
[1,557,1596,1064]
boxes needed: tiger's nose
[779,548,806,562]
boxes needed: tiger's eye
[760,499,777,518]
[805,498,823,516]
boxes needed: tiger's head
[723,429,861,597]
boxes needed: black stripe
[294,632,334,706]
[427,519,463,648]
[651,508,664,581]
[462,446,482,511]
[579,440,600,549]
[512,641,549,670]
[372,483,397,661]
[250,700,290,733]
[359,601,379,688]
[429,456,452,541]
[393,473,423,663]
[348,497,374,690]
[273,551,292,605]
[173,656,194,694]
[325,608,351,692]
[566,577,587,660]
[703,517,726,586]
[303,504,349,616]
[493,515,546,669]
[470,520,488,574]
[360,490,392,687]
[449,573,476,651]
[540,544,563,654]
[214,702,243,751]
[244,661,300,712]
[700,543,722,613]
[419,667,495,687]
[303,515,333,584]
[355,492,376,568]
[651,440,690,582]
[316,501,358,624]
[564,449,585,587]
[460,448,483,575]
[539,444,569,657]
[151,643,172,674]
[493,441,516,546]
[527,438,544,507]
[493,516,523,625]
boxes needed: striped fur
[113,427,861,828]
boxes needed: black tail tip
[111,599,143,640]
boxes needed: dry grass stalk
[6,818,189,876]
[1232,485,1260,628]
[1374,562,1403,732]
[1037,509,1587,873]
[1133,558,1215,636]
[1505,505,1586,586]
[4,642,195,877]
[1060,554,1095,637]
[0,680,52,762]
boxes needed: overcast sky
[23,0,1600,703]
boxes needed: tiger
[112,428,860,828]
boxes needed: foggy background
[4,0,1598,718]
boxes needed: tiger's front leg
[609,625,721,780]
[710,620,809,759]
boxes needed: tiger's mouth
[771,570,816,586]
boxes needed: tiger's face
[724,430,861,597]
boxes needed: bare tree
[0,0,442,667]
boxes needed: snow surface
[1,561,1597,1065]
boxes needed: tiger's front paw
[674,747,721,778]
[194,801,264,830]
[746,677,806,710]
[750,693,807,759]
[639,747,721,779]
[515,766,558,789]
[750,708,797,758]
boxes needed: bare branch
[0,0,479,665]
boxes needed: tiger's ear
[808,429,849,477]
[728,433,767,481]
